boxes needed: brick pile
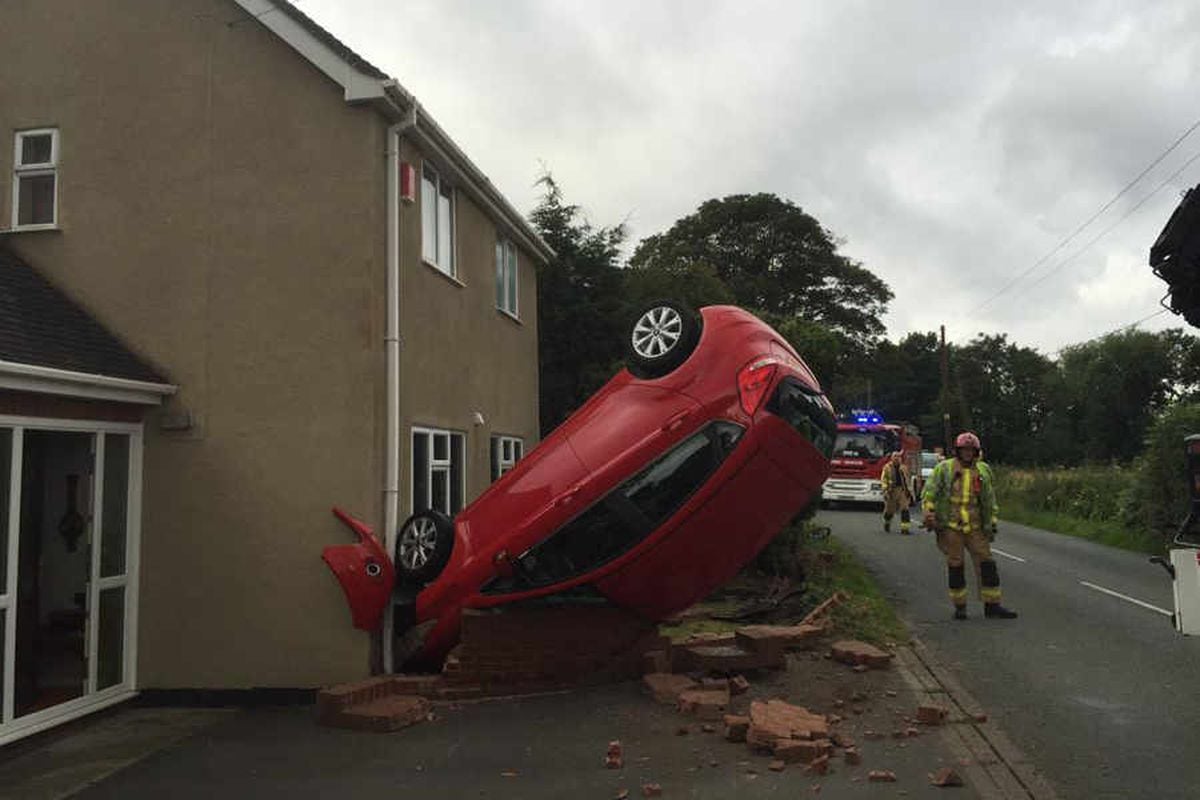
[319,604,668,730]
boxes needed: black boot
[953,605,968,620]
[984,603,1018,619]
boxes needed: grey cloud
[299,0,1199,352]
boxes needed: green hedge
[991,401,1200,553]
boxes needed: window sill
[496,308,523,325]
[424,260,465,287]
[0,224,61,234]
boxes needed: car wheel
[395,510,454,584]
[626,300,703,379]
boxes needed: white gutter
[383,109,417,672]
[0,360,176,405]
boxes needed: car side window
[767,378,837,458]
[483,422,744,595]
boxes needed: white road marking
[1079,580,1172,616]
[991,548,1026,563]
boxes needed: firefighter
[922,432,1018,620]
[880,451,913,534]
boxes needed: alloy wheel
[631,305,683,359]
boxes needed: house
[0,0,552,745]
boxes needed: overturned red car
[324,302,836,667]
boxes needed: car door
[566,384,703,478]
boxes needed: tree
[627,193,893,344]
[529,176,628,435]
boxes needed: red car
[324,302,836,667]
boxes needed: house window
[490,435,524,480]
[495,237,518,317]
[421,165,455,277]
[412,427,465,515]
[12,129,59,229]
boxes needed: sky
[296,0,1200,353]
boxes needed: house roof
[235,0,555,263]
[0,248,168,386]
[268,0,388,80]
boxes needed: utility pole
[940,325,951,452]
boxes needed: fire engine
[821,410,921,505]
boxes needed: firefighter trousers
[883,489,911,533]
[935,527,1001,606]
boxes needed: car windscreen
[832,430,898,459]
[921,452,939,468]
[765,378,836,459]
[483,421,744,595]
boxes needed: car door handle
[556,485,583,506]
[661,409,693,433]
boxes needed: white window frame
[491,435,524,481]
[421,165,456,278]
[11,128,60,230]
[0,416,143,748]
[495,236,519,318]
[410,426,466,516]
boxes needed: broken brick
[775,739,832,764]
[973,713,989,723]
[805,755,831,776]
[675,726,690,736]
[916,705,949,725]
[830,732,855,748]
[747,700,830,751]
[905,727,921,738]
[730,675,751,695]
[863,730,883,740]
[844,748,862,765]
[677,688,730,721]
[724,714,750,742]
[852,665,869,673]
[700,724,716,733]
[328,695,431,733]
[868,770,898,783]
[831,641,894,669]
[606,740,624,769]
[643,673,699,705]
[641,784,663,798]
[930,767,965,787]
[768,760,786,772]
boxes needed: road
[823,507,1200,800]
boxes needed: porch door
[91,433,131,693]
[1,430,13,722]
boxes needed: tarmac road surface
[823,506,1200,800]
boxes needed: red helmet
[955,432,981,450]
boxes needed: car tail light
[738,357,779,415]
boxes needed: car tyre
[395,509,454,584]
[626,300,703,379]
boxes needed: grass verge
[1001,506,1161,555]
[662,523,908,648]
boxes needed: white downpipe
[383,113,415,671]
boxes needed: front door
[0,423,139,743]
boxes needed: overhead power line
[1051,308,1170,355]
[972,115,1200,315]
[1011,148,1200,300]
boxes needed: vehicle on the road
[822,413,921,506]
[324,302,837,666]
[915,450,940,498]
